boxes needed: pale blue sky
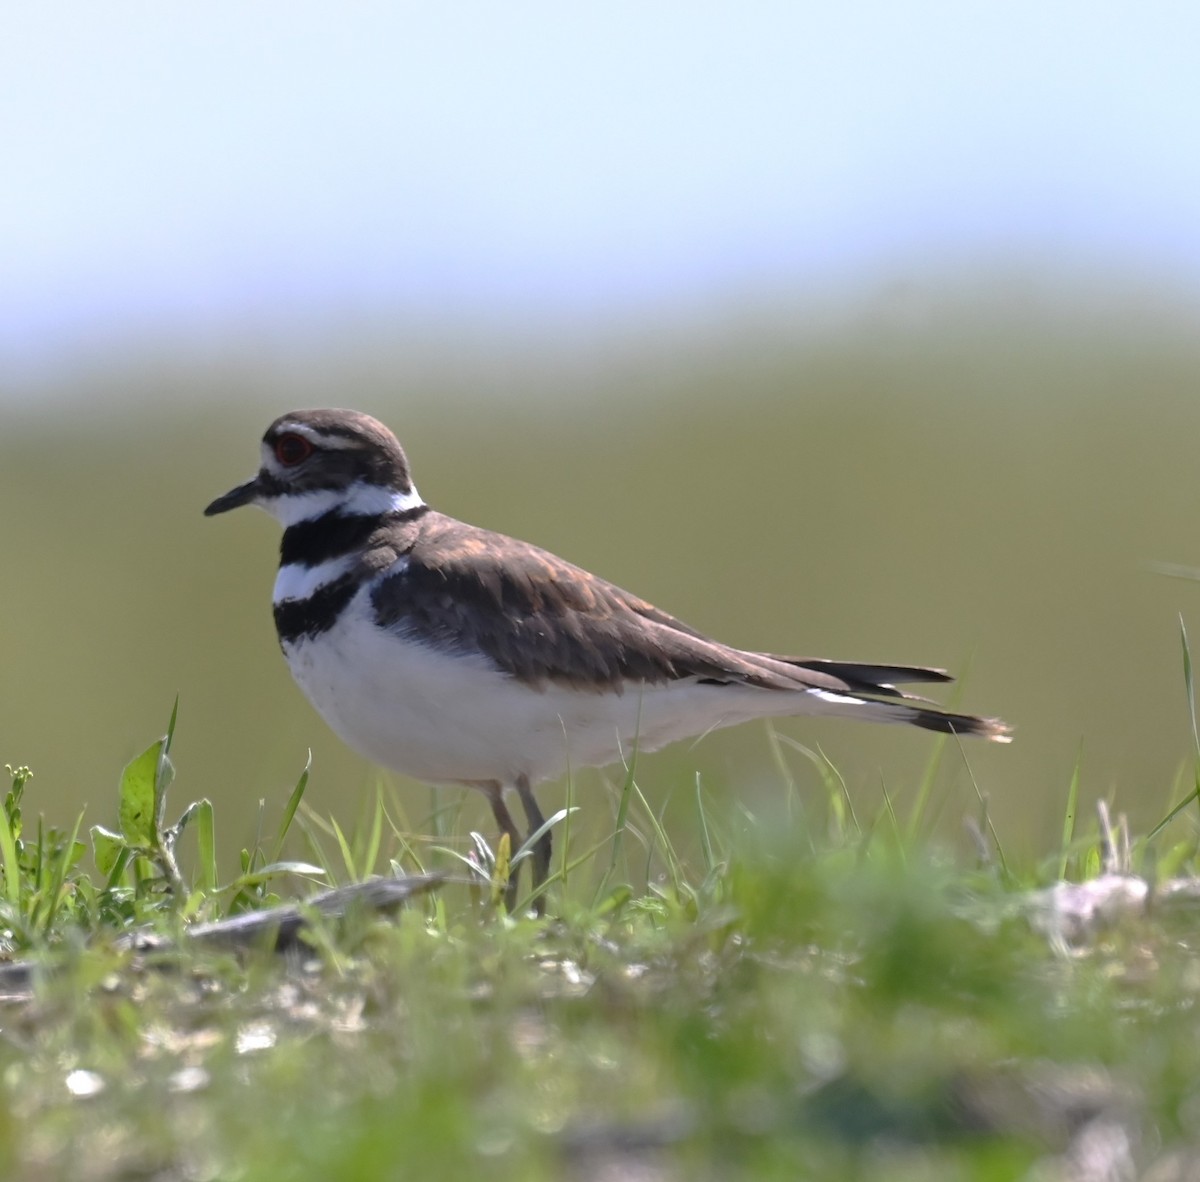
[3,3,1199,371]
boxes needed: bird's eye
[274,433,314,467]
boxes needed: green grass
[2,695,1200,1180]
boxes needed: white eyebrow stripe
[263,483,425,526]
[273,423,359,449]
[273,555,358,603]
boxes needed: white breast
[279,585,797,787]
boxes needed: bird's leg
[481,781,523,913]
[515,774,551,915]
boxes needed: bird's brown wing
[368,514,859,694]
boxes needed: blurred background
[3,3,1200,874]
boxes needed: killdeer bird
[206,409,1009,909]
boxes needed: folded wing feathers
[639,619,1012,743]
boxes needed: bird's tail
[803,686,1011,742]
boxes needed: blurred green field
[4,287,1200,874]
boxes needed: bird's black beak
[204,476,261,516]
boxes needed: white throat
[264,483,424,527]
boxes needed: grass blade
[0,799,20,907]
[907,732,949,843]
[513,807,578,866]
[271,751,312,863]
[592,743,639,907]
[41,811,84,939]
[330,816,358,882]
[1184,615,1200,760]
[360,789,385,879]
[695,773,715,875]
[192,799,218,892]
[1057,743,1082,880]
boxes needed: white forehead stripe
[264,483,425,526]
[274,555,357,603]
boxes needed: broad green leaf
[119,739,162,847]
[91,825,124,879]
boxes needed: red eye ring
[274,432,314,467]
